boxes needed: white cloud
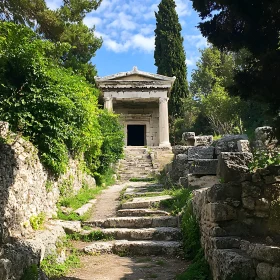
[185,34,208,49]
[186,56,199,66]
[131,34,155,53]
[175,0,191,17]
[45,0,62,10]
[83,16,103,28]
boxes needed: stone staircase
[117,147,155,181]
[80,182,182,256]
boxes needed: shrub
[30,212,46,230]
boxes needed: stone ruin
[165,127,280,279]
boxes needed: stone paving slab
[122,195,173,209]
[84,216,178,228]
[83,240,182,256]
[101,227,181,241]
[117,209,170,217]
[74,199,97,216]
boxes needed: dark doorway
[127,125,145,146]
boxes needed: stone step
[83,240,182,256]
[121,195,173,209]
[83,216,178,228]
[117,208,170,217]
[123,191,163,198]
[101,227,181,241]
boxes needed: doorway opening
[127,125,146,146]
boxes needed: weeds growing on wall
[176,200,212,280]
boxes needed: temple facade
[95,67,175,147]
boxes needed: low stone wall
[192,164,280,280]
[0,122,96,279]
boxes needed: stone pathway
[58,181,188,280]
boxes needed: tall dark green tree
[154,0,189,117]
[190,0,280,138]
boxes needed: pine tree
[154,0,189,117]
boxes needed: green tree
[154,0,189,117]
[0,22,124,177]
[0,0,102,83]
[190,0,280,138]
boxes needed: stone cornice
[95,66,176,84]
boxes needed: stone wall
[192,161,280,280]
[0,122,96,279]
[114,103,159,146]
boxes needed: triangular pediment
[95,66,176,83]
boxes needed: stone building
[95,67,175,147]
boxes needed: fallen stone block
[188,146,215,160]
[217,152,253,183]
[214,134,248,155]
[50,220,82,234]
[237,140,251,153]
[194,135,213,146]
[189,159,218,175]
[182,132,195,146]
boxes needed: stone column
[104,97,113,111]
[159,97,171,147]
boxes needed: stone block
[0,122,9,137]
[237,140,251,153]
[0,259,11,280]
[214,134,248,155]
[188,146,214,160]
[211,237,241,249]
[256,262,280,280]
[206,203,237,222]
[189,159,218,175]
[217,152,253,183]
[187,175,219,190]
[182,132,195,146]
[207,183,242,203]
[194,135,213,146]
[172,145,189,155]
[247,243,280,263]
[211,249,256,280]
[255,126,276,148]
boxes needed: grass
[159,188,192,215]
[129,177,156,182]
[176,200,212,280]
[57,184,106,221]
[41,252,80,278]
[67,230,113,242]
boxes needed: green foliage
[58,177,74,198]
[57,184,105,221]
[160,188,192,215]
[0,22,104,176]
[249,150,280,172]
[94,110,124,179]
[45,180,53,192]
[190,0,280,136]
[176,250,211,280]
[68,230,113,242]
[41,252,80,278]
[59,184,104,210]
[176,199,212,279]
[30,212,46,230]
[154,0,189,117]
[0,0,102,83]
[21,264,38,280]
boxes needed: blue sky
[46,0,207,81]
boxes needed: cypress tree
[154,0,189,117]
